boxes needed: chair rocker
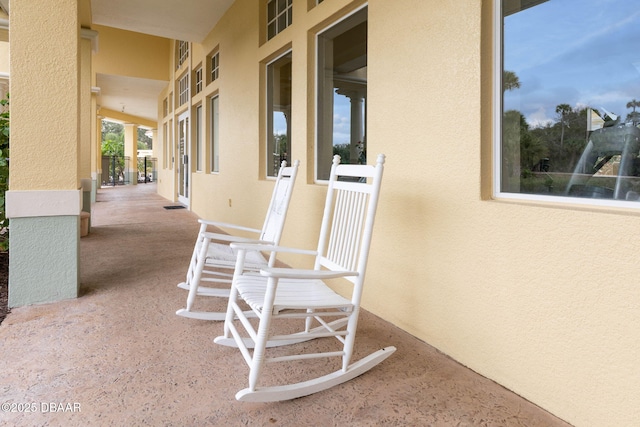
[214,154,396,402]
[176,160,300,321]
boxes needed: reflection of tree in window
[500,0,640,200]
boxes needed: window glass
[211,96,219,173]
[196,105,203,171]
[178,73,189,106]
[499,0,640,203]
[266,52,292,177]
[176,41,189,69]
[267,0,292,40]
[316,7,367,180]
[210,51,219,84]
[194,67,203,95]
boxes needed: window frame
[194,66,203,95]
[176,40,189,69]
[314,4,368,182]
[265,49,293,178]
[178,73,189,107]
[267,0,293,40]
[209,50,220,85]
[492,0,639,210]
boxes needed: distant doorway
[177,111,190,206]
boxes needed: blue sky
[503,0,640,127]
[273,92,354,145]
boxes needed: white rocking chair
[214,154,395,402]
[176,160,300,321]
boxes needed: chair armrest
[201,231,275,245]
[259,267,358,279]
[197,218,262,235]
[230,242,318,257]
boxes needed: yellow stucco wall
[92,24,170,82]
[10,0,79,190]
[155,1,639,426]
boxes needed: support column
[7,0,82,306]
[337,86,366,164]
[80,34,92,218]
[124,123,138,185]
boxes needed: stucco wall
[156,1,640,426]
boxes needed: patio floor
[0,183,572,426]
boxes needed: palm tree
[503,70,520,92]
[555,104,572,148]
[626,99,640,126]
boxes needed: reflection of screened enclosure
[102,156,130,186]
[137,156,157,183]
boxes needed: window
[496,0,640,205]
[316,7,367,180]
[210,51,219,83]
[195,105,203,172]
[163,122,168,169]
[178,73,189,106]
[266,51,292,177]
[267,0,292,40]
[210,95,219,173]
[163,98,168,117]
[194,66,203,95]
[176,40,189,69]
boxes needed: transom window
[267,0,292,40]
[194,66,203,95]
[210,51,219,84]
[176,40,189,69]
[496,0,640,206]
[178,74,189,106]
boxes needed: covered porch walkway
[0,184,570,426]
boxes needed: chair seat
[205,243,267,267]
[235,275,353,312]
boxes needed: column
[124,123,138,185]
[7,0,82,306]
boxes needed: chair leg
[184,234,210,311]
[178,223,206,290]
[341,309,360,371]
[247,277,278,391]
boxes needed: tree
[503,70,521,92]
[0,94,9,251]
[555,104,572,148]
[626,99,640,126]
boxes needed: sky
[273,92,356,145]
[503,0,640,127]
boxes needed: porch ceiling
[90,0,234,126]
[90,0,234,43]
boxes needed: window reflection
[501,1,640,201]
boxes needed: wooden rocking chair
[214,154,395,402]
[176,160,300,321]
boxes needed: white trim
[493,0,502,199]
[80,28,99,53]
[6,190,82,218]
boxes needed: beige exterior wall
[10,0,80,190]
[92,24,170,82]
[154,1,638,426]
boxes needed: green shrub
[0,94,9,252]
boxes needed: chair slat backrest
[260,160,300,244]
[316,155,385,295]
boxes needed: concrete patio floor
[0,183,572,426]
